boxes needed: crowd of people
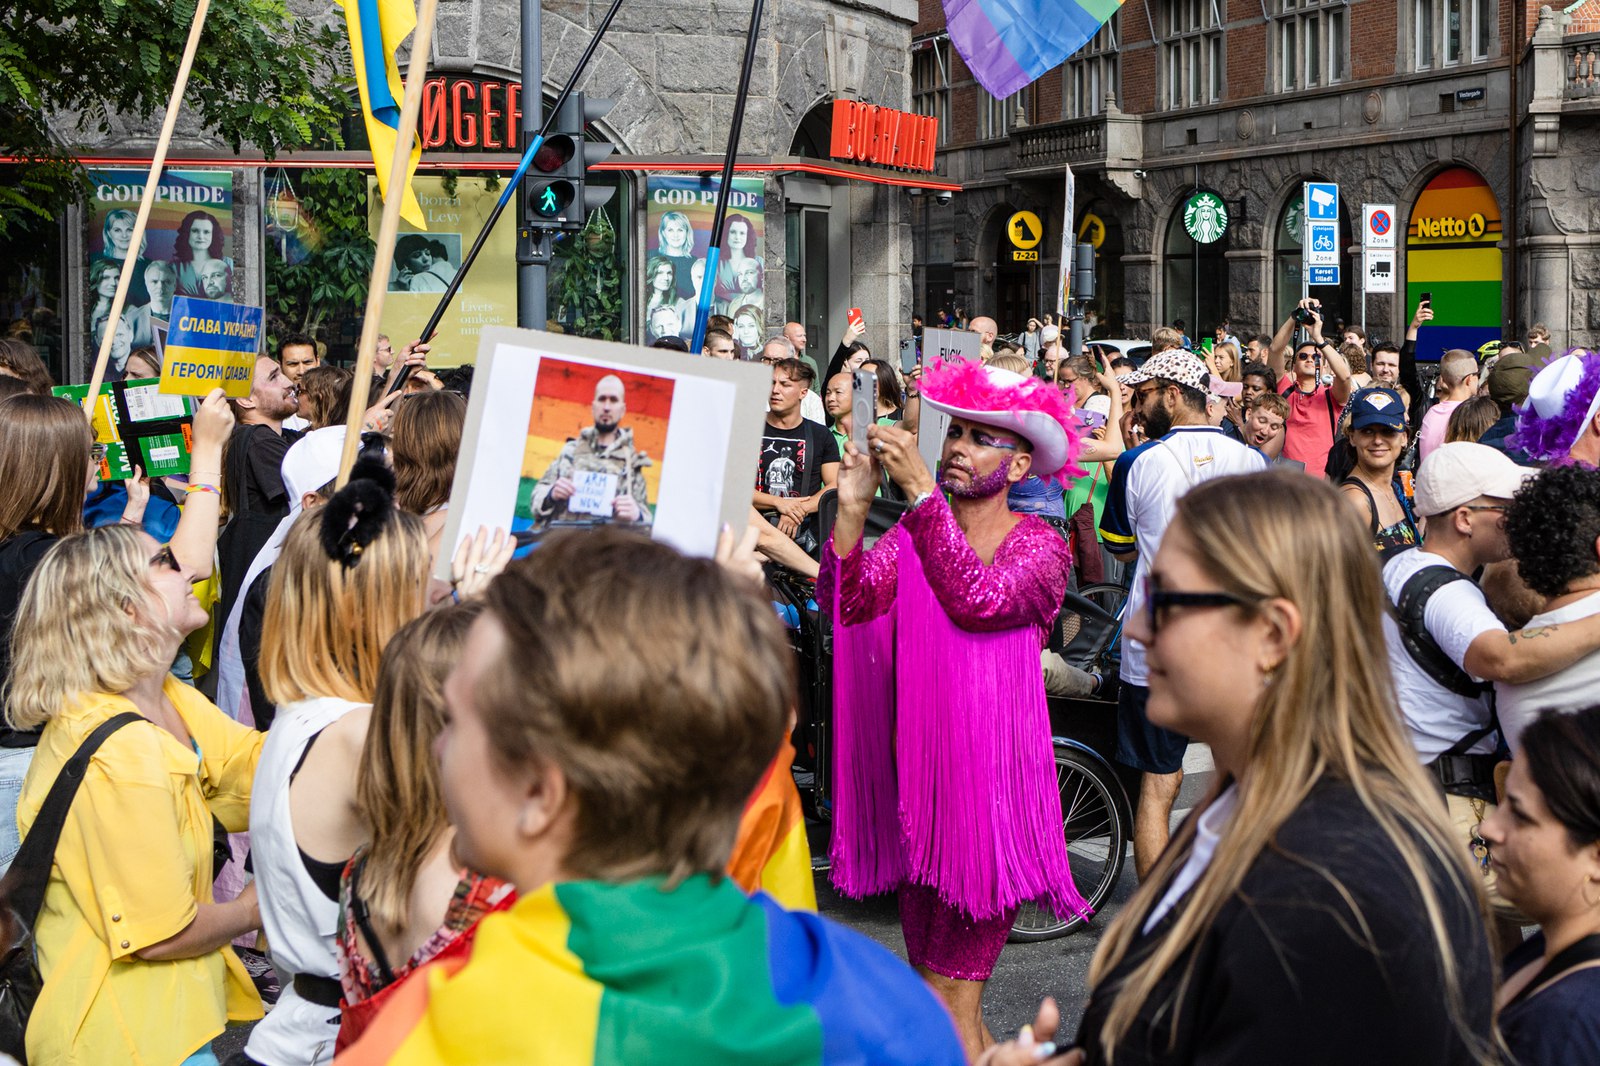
[0,288,1595,1066]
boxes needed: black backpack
[1392,565,1499,754]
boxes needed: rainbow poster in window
[1405,167,1503,361]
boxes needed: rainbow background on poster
[518,358,673,519]
[1405,166,1503,361]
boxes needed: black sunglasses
[1142,574,1257,637]
[150,545,181,573]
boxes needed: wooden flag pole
[337,0,441,488]
[81,0,213,414]
[689,0,767,353]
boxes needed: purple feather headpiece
[1510,349,1600,461]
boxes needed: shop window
[1414,0,1490,69]
[1276,0,1348,91]
[1163,194,1229,335]
[1163,0,1222,108]
[912,37,951,146]
[265,165,631,363]
[0,169,64,383]
[1068,22,1121,118]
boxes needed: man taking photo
[1267,298,1353,478]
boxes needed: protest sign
[159,296,264,397]
[645,175,766,352]
[917,328,983,476]
[437,327,769,579]
[54,378,198,481]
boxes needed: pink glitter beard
[940,456,1012,499]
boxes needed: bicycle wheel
[1009,742,1130,942]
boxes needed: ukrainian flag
[342,0,426,228]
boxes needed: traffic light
[523,92,617,231]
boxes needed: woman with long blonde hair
[11,526,264,1065]
[241,457,433,1066]
[1003,471,1497,1065]
[334,603,513,1050]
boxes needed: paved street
[815,744,1215,1047]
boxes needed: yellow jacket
[16,678,266,1065]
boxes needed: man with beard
[529,374,653,530]
[822,359,1089,1058]
[1100,350,1266,881]
[218,355,304,626]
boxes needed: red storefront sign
[827,100,939,173]
[418,77,525,151]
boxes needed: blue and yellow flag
[342,0,426,228]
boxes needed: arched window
[1163,192,1229,337]
[1273,185,1353,334]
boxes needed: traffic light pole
[519,0,543,329]
[406,0,625,359]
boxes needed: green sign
[1184,192,1229,244]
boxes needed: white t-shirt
[1380,549,1502,758]
[1496,590,1600,754]
[1146,784,1239,932]
[1099,427,1268,685]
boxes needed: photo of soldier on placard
[519,358,674,544]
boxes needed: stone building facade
[910,0,1599,351]
[21,0,930,379]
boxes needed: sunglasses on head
[945,424,1020,451]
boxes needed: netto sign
[1415,213,1488,240]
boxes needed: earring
[1260,662,1281,689]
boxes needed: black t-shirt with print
[756,418,839,501]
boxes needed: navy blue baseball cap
[1348,387,1407,431]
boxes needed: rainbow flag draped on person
[944,0,1125,99]
[335,876,963,1065]
[341,0,426,227]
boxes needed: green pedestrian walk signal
[521,92,616,230]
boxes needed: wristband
[185,482,221,496]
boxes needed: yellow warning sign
[1007,210,1043,250]
[1078,213,1106,249]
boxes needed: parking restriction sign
[1364,204,1397,249]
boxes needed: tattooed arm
[1464,612,1600,685]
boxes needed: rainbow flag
[341,0,426,228]
[944,0,1124,99]
[335,876,964,1065]
[728,739,817,912]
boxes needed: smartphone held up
[852,367,878,457]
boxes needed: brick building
[910,0,1600,353]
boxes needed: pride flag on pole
[342,0,426,228]
[944,0,1124,100]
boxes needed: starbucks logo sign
[1184,192,1229,244]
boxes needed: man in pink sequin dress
[819,359,1090,1059]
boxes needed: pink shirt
[1418,399,1461,461]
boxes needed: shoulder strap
[1341,478,1380,534]
[0,712,143,929]
[1393,566,1491,701]
[1504,934,1600,1011]
[348,853,398,986]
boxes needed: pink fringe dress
[819,494,1088,976]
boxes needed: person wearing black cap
[1338,387,1420,561]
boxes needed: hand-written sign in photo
[435,326,771,578]
[519,357,674,539]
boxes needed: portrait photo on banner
[436,326,771,577]
[645,175,766,352]
[86,169,237,378]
